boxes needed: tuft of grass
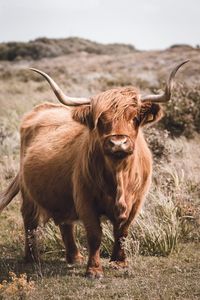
[101,221,114,257]
[40,221,64,255]
[0,272,35,299]
[133,193,180,256]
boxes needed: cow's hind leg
[21,192,40,263]
[59,223,83,264]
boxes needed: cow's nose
[104,135,134,159]
[109,136,128,148]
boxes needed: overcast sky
[0,0,199,50]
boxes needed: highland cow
[0,61,188,278]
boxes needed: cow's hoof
[74,254,84,264]
[67,253,84,265]
[85,268,104,279]
[109,260,128,269]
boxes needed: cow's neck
[87,133,136,195]
[106,153,139,219]
[85,130,151,222]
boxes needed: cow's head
[72,87,163,161]
[30,61,188,162]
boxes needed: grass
[0,242,200,299]
[0,44,200,299]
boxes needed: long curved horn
[141,60,189,103]
[29,68,91,106]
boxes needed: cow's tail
[0,173,20,212]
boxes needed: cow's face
[96,105,139,160]
[73,87,163,161]
[96,103,163,161]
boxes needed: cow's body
[21,101,151,226]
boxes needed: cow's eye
[97,118,112,134]
[133,117,140,127]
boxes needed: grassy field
[0,38,200,299]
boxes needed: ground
[0,201,200,299]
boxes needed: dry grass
[0,272,35,299]
[0,40,200,299]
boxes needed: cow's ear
[139,103,163,126]
[72,105,94,129]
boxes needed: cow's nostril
[108,139,115,147]
[109,137,128,147]
[122,138,128,145]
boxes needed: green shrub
[145,127,171,162]
[161,83,200,137]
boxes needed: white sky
[0,0,199,50]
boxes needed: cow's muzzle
[103,135,134,160]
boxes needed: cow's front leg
[82,215,103,279]
[111,199,142,268]
[110,224,128,268]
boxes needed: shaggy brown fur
[0,87,163,278]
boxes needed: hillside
[0,37,136,61]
